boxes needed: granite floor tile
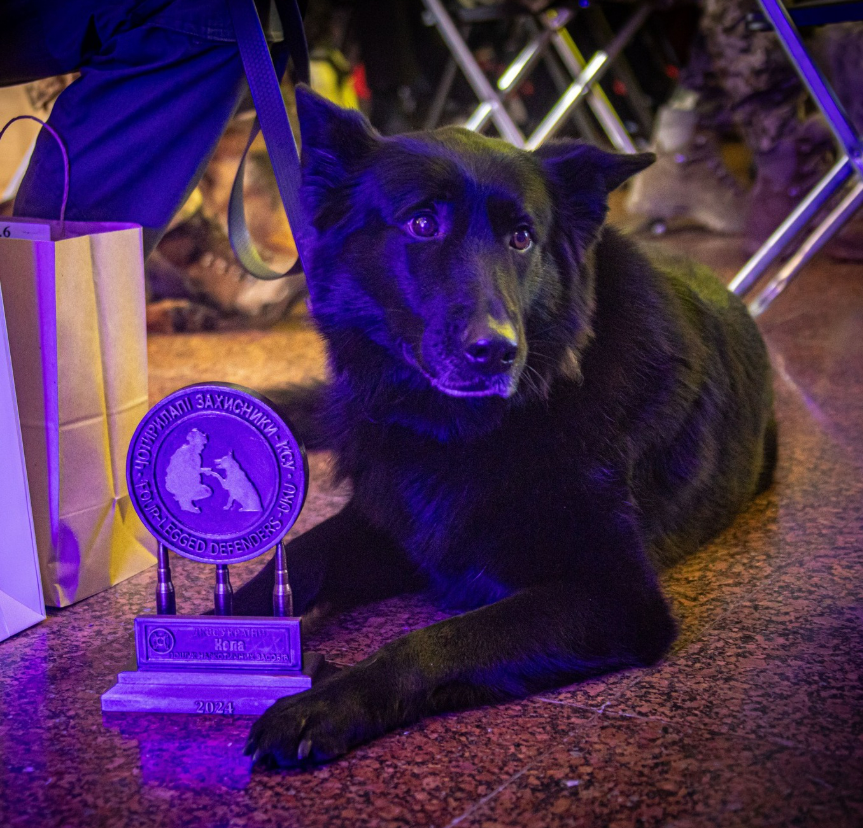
[757,261,863,455]
[1,697,596,828]
[452,712,863,828]
[146,313,328,405]
[604,546,863,761]
[3,588,597,828]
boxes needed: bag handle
[0,115,69,237]
[227,0,310,281]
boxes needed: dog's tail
[262,382,331,451]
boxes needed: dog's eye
[407,214,440,238]
[510,227,533,251]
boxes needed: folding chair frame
[420,0,649,152]
[730,0,863,316]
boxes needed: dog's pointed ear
[296,85,378,227]
[296,84,376,182]
[537,140,655,194]
[535,141,654,245]
[595,147,656,192]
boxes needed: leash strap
[227,0,309,280]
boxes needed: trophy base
[101,652,323,715]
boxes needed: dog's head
[295,87,652,424]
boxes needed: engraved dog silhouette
[164,429,213,513]
[205,453,262,512]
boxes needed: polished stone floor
[1,217,861,828]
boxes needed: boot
[147,209,307,332]
[625,104,750,234]
[745,116,836,254]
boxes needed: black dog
[239,87,776,767]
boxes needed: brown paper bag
[0,215,156,606]
[0,115,156,607]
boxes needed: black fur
[241,88,776,768]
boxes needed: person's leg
[700,0,834,249]
[0,0,97,85]
[700,0,801,156]
[14,22,247,257]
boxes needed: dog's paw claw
[297,737,313,762]
[246,670,383,769]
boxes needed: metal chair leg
[526,5,650,149]
[462,19,554,134]
[749,179,863,316]
[758,0,863,170]
[421,0,525,146]
[542,33,605,147]
[549,26,636,153]
[729,157,853,296]
[423,1,643,152]
[729,0,863,314]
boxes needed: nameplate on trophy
[135,616,302,672]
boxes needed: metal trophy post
[102,383,321,715]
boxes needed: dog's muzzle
[404,316,524,399]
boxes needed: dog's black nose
[464,319,518,374]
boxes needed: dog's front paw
[245,669,382,768]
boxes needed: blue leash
[227,0,310,280]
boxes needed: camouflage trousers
[680,0,804,154]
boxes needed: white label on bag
[0,222,52,241]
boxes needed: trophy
[101,383,321,715]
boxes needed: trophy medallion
[101,383,321,715]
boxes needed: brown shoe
[625,106,750,234]
[147,210,306,330]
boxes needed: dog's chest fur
[313,223,771,612]
[344,402,594,602]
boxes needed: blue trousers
[1,1,251,256]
